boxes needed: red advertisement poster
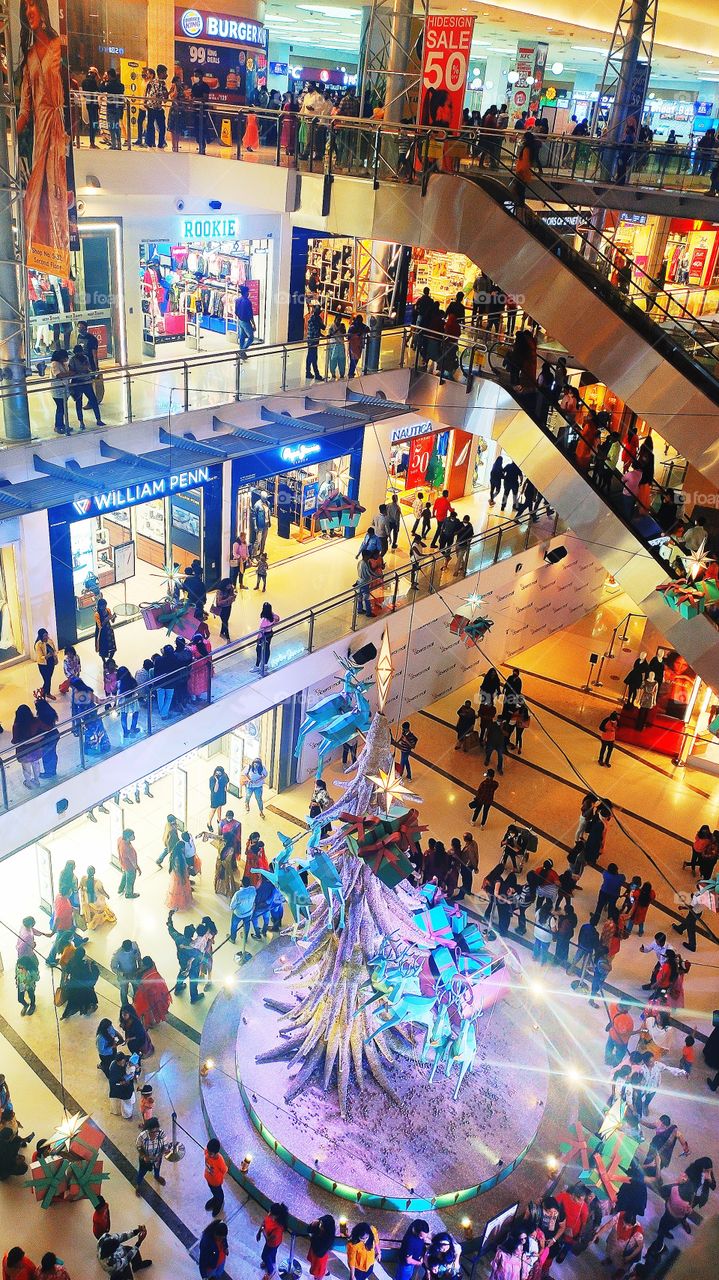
[418,15,475,130]
[406,433,434,491]
[447,429,473,500]
[13,0,79,277]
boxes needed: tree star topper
[368,761,420,813]
[464,590,484,612]
[375,625,395,712]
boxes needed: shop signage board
[231,424,365,489]
[508,41,548,126]
[418,15,475,130]
[11,0,79,277]
[71,466,212,518]
[389,420,435,443]
[174,5,267,104]
[405,434,434,491]
[270,61,288,76]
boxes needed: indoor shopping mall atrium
[1,0,719,1276]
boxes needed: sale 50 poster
[419,14,475,131]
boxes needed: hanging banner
[13,0,79,278]
[508,40,548,126]
[418,15,475,130]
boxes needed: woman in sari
[79,865,116,930]
[69,677,111,753]
[132,956,172,1030]
[60,946,99,1019]
[166,836,193,911]
[188,632,212,701]
[213,835,241,898]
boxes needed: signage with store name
[99,44,125,55]
[177,8,266,47]
[72,466,211,517]
[174,6,267,105]
[696,101,713,116]
[619,212,648,225]
[181,216,242,239]
[390,420,434,443]
[280,443,321,465]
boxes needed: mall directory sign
[174,6,267,103]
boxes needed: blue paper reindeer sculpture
[258,833,312,935]
[294,656,373,778]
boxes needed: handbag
[54,986,67,1007]
[229,557,240,568]
[59,678,70,695]
[94,372,105,403]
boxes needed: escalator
[360,167,719,484]
[406,364,719,692]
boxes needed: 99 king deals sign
[418,15,475,130]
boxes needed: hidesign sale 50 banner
[418,15,475,130]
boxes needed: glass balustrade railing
[0,510,558,817]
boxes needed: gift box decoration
[140,603,163,631]
[341,807,425,887]
[141,598,196,637]
[316,493,366,528]
[450,612,494,646]
[657,579,706,618]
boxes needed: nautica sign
[72,466,211,517]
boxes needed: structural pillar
[0,4,31,442]
[597,0,657,142]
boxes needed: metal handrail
[0,512,536,802]
[63,105,719,400]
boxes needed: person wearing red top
[605,1002,635,1067]
[554,1185,589,1253]
[117,830,141,899]
[259,1202,288,1280]
[2,1249,36,1280]
[470,770,499,826]
[203,1138,228,1216]
[52,893,74,933]
[430,490,451,548]
[92,1196,111,1239]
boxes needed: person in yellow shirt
[346,1223,380,1280]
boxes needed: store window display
[65,478,216,642]
[139,238,270,358]
[27,221,125,371]
[234,451,355,565]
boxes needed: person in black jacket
[199,1221,229,1279]
[489,454,504,505]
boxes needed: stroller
[499,823,538,873]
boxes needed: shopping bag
[94,372,105,403]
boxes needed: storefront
[231,425,365,562]
[387,421,477,508]
[407,248,475,316]
[173,5,267,106]
[140,220,272,356]
[28,219,126,370]
[48,463,223,647]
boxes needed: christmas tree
[257,711,427,1118]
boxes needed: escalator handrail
[325,118,719,393]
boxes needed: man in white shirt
[372,505,389,554]
[640,931,667,989]
[300,83,324,159]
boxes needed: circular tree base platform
[202,938,550,1216]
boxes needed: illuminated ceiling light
[551,61,564,74]
[507,70,519,83]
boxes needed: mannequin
[636,671,658,732]
[252,491,271,553]
[624,653,649,706]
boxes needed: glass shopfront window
[140,236,271,359]
[70,484,207,638]
[0,544,25,664]
[28,221,126,371]
[236,452,353,560]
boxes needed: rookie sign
[419,15,475,131]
